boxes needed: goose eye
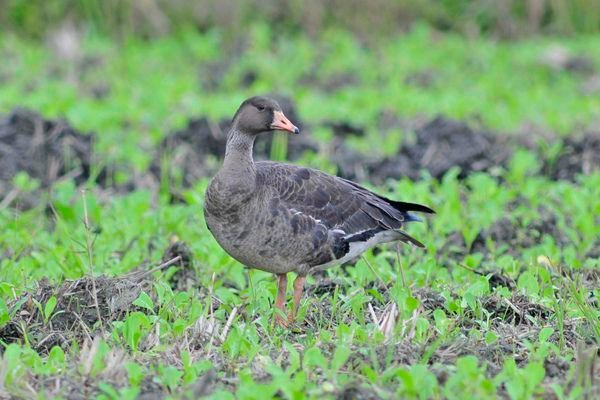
[257,105,266,111]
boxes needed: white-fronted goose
[204,96,434,327]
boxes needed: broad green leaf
[132,291,154,312]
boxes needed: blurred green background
[1,0,599,39]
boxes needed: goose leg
[289,275,306,323]
[274,273,288,327]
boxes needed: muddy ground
[149,102,599,186]
[0,271,152,353]
[0,241,207,353]
[1,98,598,209]
[0,97,600,208]
[0,108,99,209]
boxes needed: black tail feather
[340,177,435,215]
[384,199,435,214]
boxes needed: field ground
[0,26,599,399]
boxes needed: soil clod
[471,205,568,256]
[0,108,97,208]
[386,116,510,180]
[0,273,151,352]
[330,115,512,183]
[543,132,600,181]
[326,121,366,138]
[163,239,198,291]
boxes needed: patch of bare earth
[0,109,98,209]
[441,193,598,274]
[0,272,151,353]
[152,101,599,191]
[0,242,230,398]
[1,99,597,211]
[542,132,600,181]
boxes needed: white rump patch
[314,230,400,270]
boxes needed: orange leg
[274,273,288,327]
[289,275,306,323]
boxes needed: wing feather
[256,161,432,239]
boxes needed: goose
[204,96,434,327]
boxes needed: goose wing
[256,161,433,267]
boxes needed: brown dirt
[329,115,513,183]
[372,116,511,181]
[304,278,345,297]
[409,116,509,179]
[404,69,438,88]
[481,293,551,326]
[325,121,366,138]
[1,102,597,209]
[325,115,599,185]
[0,239,200,353]
[298,71,359,93]
[149,116,229,187]
[0,271,152,353]
[542,132,600,181]
[0,108,98,209]
[337,384,380,400]
[162,239,199,292]
[471,205,568,255]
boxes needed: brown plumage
[204,96,434,327]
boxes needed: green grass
[0,25,599,169]
[0,25,599,399]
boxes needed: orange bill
[271,110,300,134]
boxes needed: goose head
[232,96,299,136]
